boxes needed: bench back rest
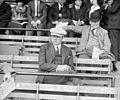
[8,82,117,100]
[0,55,114,86]
[0,35,78,56]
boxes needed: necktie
[56,46,59,55]
[91,29,95,36]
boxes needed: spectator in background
[47,0,71,29]
[0,0,12,34]
[105,0,120,63]
[68,0,87,37]
[85,0,101,25]
[7,0,27,35]
[36,27,82,85]
[69,0,87,26]
[26,0,47,36]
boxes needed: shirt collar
[54,44,61,51]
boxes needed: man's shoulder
[98,27,108,34]
[62,44,71,51]
[40,43,52,48]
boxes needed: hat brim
[51,32,63,37]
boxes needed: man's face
[51,35,63,45]
[89,21,100,29]
[0,0,3,5]
[75,0,82,7]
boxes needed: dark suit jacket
[48,2,71,22]
[0,2,12,27]
[36,43,75,83]
[27,0,47,25]
[70,3,87,22]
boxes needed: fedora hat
[89,10,101,22]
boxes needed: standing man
[0,0,12,34]
[106,0,120,62]
[26,0,47,36]
[36,27,81,85]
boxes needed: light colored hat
[50,27,67,36]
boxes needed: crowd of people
[0,0,120,86]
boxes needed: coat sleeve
[26,2,33,23]
[38,45,57,72]
[68,49,75,70]
[63,25,83,33]
[38,4,47,23]
[102,30,111,52]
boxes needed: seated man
[26,0,47,36]
[36,27,82,85]
[47,0,71,29]
[7,0,27,35]
[63,10,117,71]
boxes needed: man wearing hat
[63,10,117,71]
[36,27,82,85]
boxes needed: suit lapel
[61,45,66,64]
[47,43,55,63]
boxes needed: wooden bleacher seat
[0,55,115,87]
[75,58,112,74]
[0,35,23,55]
[0,35,78,56]
[0,44,21,55]
[75,58,114,87]
[0,77,118,100]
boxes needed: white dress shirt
[54,44,61,54]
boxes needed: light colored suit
[65,25,115,60]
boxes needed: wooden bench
[0,77,118,100]
[75,58,114,86]
[0,35,78,56]
[0,55,115,87]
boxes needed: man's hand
[31,21,37,28]
[3,72,11,82]
[56,65,71,72]
[99,50,105,56]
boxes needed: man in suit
[26,0,47,36]
[63,11,117,71]
[47,0,71,29]
[0,0,12,34]
[36,27,82,85]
